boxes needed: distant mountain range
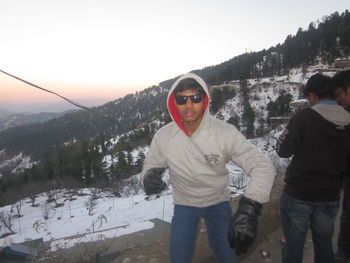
[0,98,111,113]
[0,110,76,131]
[0,108,14,119]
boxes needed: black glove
[228,196,262,255]
[143,168,166,195]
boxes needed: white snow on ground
[0,187,175,251]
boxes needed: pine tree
[136,151,146,170]
[210,88,224,114]
[227,115,240,130]
[114,150,128,178]
[242,103,255,138]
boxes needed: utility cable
[0,68,119,125]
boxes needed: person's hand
[228,196,262,255]
[143,168,166,195]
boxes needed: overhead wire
[0,68,119,125]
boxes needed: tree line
[195,10,350,85]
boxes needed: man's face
[334,86,350,110]
[175,89,205,125]
[306,92,318,106]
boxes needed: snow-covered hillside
[0,63,337,178]
[215,64,337,125]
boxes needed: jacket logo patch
[205,154,220,168]
[336,125,345,130]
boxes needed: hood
[312,103,350,126]
[311,103,350,136]
[167,73,210,135]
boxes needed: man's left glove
[228,196,262,255]
[143,168,166,195]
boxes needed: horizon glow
[1,0,349,106]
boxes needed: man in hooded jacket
[142,73,275,263]
[276,73,350,263]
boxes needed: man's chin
[182,117,195,123]
[182,115,204,124]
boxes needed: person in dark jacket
[332,69,350,263]
[276,73,350,263]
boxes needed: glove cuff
[238,196,262,216]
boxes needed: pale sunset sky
[1,0,349,106]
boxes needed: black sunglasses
[175,93,204,105]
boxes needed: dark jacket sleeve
[276,113,303,158]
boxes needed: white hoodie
[142,73,275,207]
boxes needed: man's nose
[184,97,193,106]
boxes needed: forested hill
[0,86,169,159]
[191,10,350,85]
[0,10,349,161]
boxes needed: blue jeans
[338,178,350,256]
[170,201,238,263]
[280,193,339,263]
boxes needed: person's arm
[227,128,275,203]
[276,114,301,158]
[345,156,350,183]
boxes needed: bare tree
[111,181,122,197]
[95,214,107,228]
[232,174,249,190]
[85,197,97,216]
[30,194,39,207]
[41,203,55,220]
[90,188,100,200]
[33,220,47,234]
[53,189,64,208]
[45,190,55,203]
[89,215,107,233]
[13,200,23,218]
[0,211,15,234]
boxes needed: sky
[0,0,349,107]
